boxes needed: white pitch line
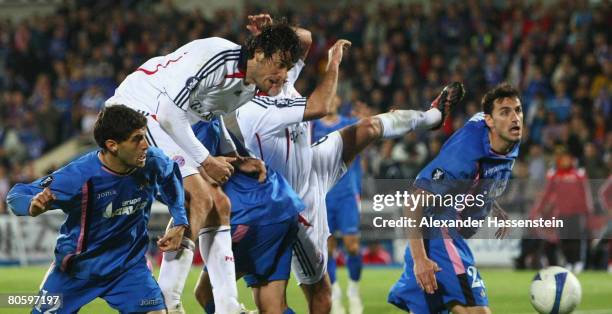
[513,310,612,314]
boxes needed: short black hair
[244,18,300,67]
[94,105,147,150]
[481,83,520,115]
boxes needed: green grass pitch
[0,266,610,313]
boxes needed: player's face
[252,51,293,96]
[116,127,149,168]
[489,97,523,143]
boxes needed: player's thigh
[33,265,99,314]
[336,194,361,238]
[239,218,297,287]
[292,216,329,285]
[252,280,288,313]
[102,262,165,313]
[311,130,346,191]
[448,304,492,314]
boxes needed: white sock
[332,281,343,300]
[207,225,240,313]
[347,279,360,298]
[158,238,195,309]
[376,108,442,139]
[198,226,218,264]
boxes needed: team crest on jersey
[172,155,186,167]
[39,175,54,187]
[432,168,445,181]
[185,76,199,90]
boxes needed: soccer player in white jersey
[222,27,465,313]
[105,18,301,314]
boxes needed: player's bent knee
[344,235,360,255]
[310,280,332,313]
[358,116,382,140]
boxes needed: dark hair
[244,18,300,67]
[481,83,520,115]
[94,105,147,150]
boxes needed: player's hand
[233,157,267,183]
[246,14,272,35]
[157,225,186,252]
[29,187,56,217]
[327,39,351,69]
[202,156,236,186]
[493,201,510,239]
[414,257,441,294]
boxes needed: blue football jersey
[414,113,518,238]
[312,116,361,196]
[192,119,304,225]
[7,147,188,279]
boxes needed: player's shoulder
[186,37,241,54]
[50,151,99,185]
[146,147,171,164]
[440,114,486,159]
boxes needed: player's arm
[404,188,441,295]
[302,39,351,121]
[153,153,189,251]
[157,93,235,185]
[6,168,82,217]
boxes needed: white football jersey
[235,60,313,198]
[106,37,255,163]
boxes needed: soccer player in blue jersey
[312,95,364,314]
[6,105,189,314]
[388,83,523,314]
[190,118,305,314]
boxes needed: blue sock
[204,301,215,314]
[283,307,296,314]
[347,253,362,281]
[328,253,337,284]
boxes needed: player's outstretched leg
[339,82,465,165]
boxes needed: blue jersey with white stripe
[192,119,304,225]
[312,116,361,197]
[414,113,518,238]
[6,147,187,279]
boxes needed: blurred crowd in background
[0,0,610,267]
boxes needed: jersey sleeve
[157,95,210,164]
[148,148,189,226]
[414,130,478,195]
[6,164,86,216]
[218,116,237,155]
[287,59,305,86]
[238,96,307,137]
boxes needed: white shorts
[292,131,347,285]
[105,100,199,178]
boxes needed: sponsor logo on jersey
[185,76,199,90]
[172,155,186,167]
[432,168,445,181]
[103,197,147,218]
[97,190,118,200]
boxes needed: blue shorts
[388,236,488,314]
[231,216,298,287]
[34,260,164,314]
[327,192,360,235]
